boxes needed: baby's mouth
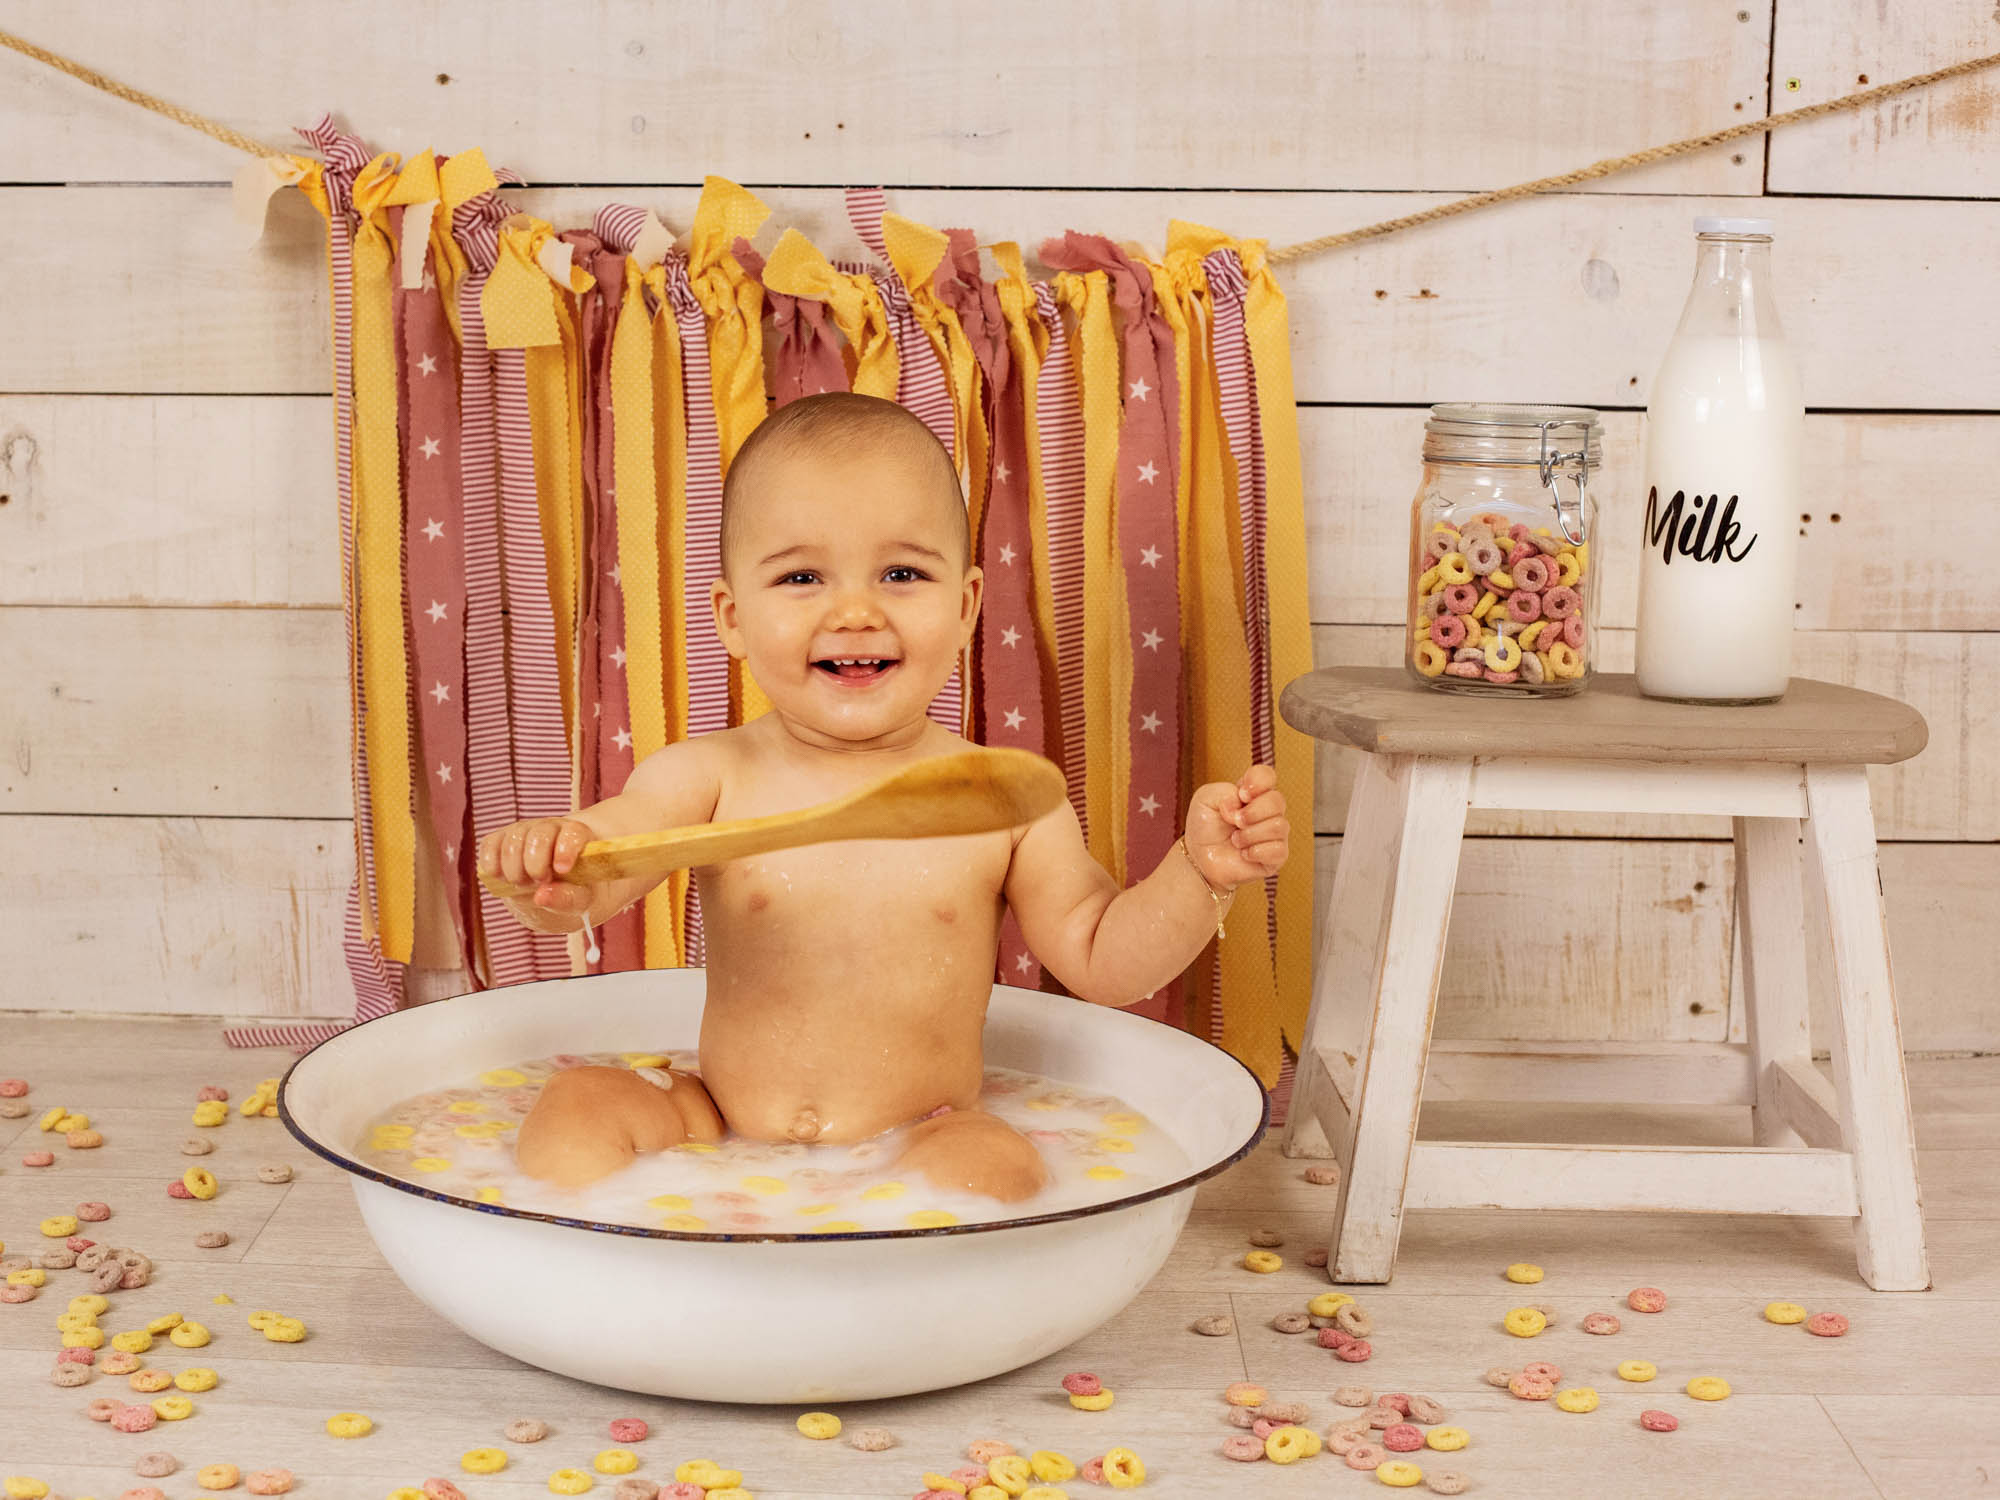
[813,656,900,684]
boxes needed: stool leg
[1802,764,1930,1291]
[1735,816,1811,1147]
[1318,754,1469,1284]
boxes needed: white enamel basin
[279,968,1267,1402]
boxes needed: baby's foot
[894,1108,1049,1204]
[515,1066,724,1189]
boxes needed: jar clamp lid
[1423,403,1599,545]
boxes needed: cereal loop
[608,1418,649,1442]
[1101,1449,1145,1489]
[1436,553,1472,586]
[195,1465,240,1491]
[1429,615,1467,650]
[1375,1460,1424,1488]
[1068,1389,1114,1411]
[1059,1372,1101,1397]
[325,1411,374,1437]
[966,1441,1015,1464]
[1554,1387,1599,1413]
[1522,1362,1563,1384]
[1242,1250,1282,1274]
[1508,1374,1553,1401]
[1381,1424,1425,1453]
[1806,1312,1850,1337]
[796,1411,841,1439]
[1582,1312,1621,1335]
[1617,1359,1657,1383]
[1426,1426,1470,1451]
[1413,641,1447,678]
[174,1367,219,1391]
[1224,1381,1268,1407]
[1503,1307,1546,1337]
[460,1452,508,1475]
[181,1168,219,1200]
[151,1395,195,1421]
[850,1427,896,1451]
[1686,1376,1731,1401]
[1627,1287,1668,1314]
[1504,1262,1543,1283]
[1220,1433,1264,1462]
[1640,1409,1680,1432]
[1764,1301,1807,1325]
[1343,1443,1388,1472]
[547,1473,593,1496]
[423,1484,468,1500]
[593,1451,639,1475]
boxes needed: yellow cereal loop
[1375,1460,1424,1487]
[409,1157,452,1173]
[1068,1389,1115,1411]
[475,1187,505,1205]
[1617,1359,1658,1382]
[740,1176,788,1195]
[239,1089,274,1116]
[649,1194,693,1211]
[325,1411,373,1437]
[1102,1112,1144,1132]
[796,1202,837,1216]
[1308,1292,1356,1316]
[1101,1449,1145,1489]
[1242,1251,1283,1273]
[1024,1096,1062,1111]
[674,1463,741,1488]
[130,1370,173,1393]
[1094,1137,1135,1153]
[212,1293,234,1304]
[622,1052,671,1068]
[193,1101,228,1127]
[182,1167,219,1199]
[169,1321,211,1348]
[1266,1425,1320,1463]
[1426,1426,1470,1451]
[371,1123,415,1140]
[263,1317,308,1343]
[1084,1166,1126,1181]
[38,1107,68,1131]
[1554,1387,1599,1412]
[860,1181,906,1201]
[7,1269,46,1289]
[969,1489,1008,1500]
[70,1295,110,1317]
[659,1214,708,1232]
[1416,565,1441,596]
[795,1411,842,1439]
[921,1476,967,1495]
[111,1330,153,1354]
[1557,551,1582,586]
[39,1216,78,1238]
[1504,1262,1544,1283]
[1686,1376,1732,1401]
[57,1312,97,1334]
[462,1449,508,1474]
[447,1100,484,1114]
[907,1210,960,1229]
[986,1456,1032,1496]
[246,1310,280,1330]
[1029,1451,1076,1482]
[547,1472,593,1496]
[388,1491,428,1500]
[805,1221,861,1233]
[1765,1301,1808,1324]
[1472,590,1499,621]
[480,1068,527,1087]
[1519,620,1546,650]
[151,1395,195,1421]
[593,1450,639,1475]
[174,1367,219,1391]
[144,1312,183,1334]
[455,1122,509,1138]
[1437,552,1472,585]
[4,1480,50,1500]
[63,1327,104,1349]
[1489,568,1515,591]
[1504,1307,1547,1337]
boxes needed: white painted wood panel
[1305,409,2000,633]
[3,605,349,817]
[1769,0,2000,198]
[0,814,351,1016]
[1309,625,2000,842]
[10,399,1995,637]
[0,0,1770,192]
[5,188,2000,409]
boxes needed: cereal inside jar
[1407,404,1599,695]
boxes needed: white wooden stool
[1278,668,1931,1291]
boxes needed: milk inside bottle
[1635,218,1804,703]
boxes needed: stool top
[1280,669,1928,765]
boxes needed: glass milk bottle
[1635,217,1805,703]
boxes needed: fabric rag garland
[223,115,1312,1092]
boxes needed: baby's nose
[825,591,885,628]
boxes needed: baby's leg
[515,1066,724,1190]
[893,1108,1049,1204]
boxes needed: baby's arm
[1004,765,1290,1007]
[477,736,723,934]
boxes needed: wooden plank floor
[2,1018,1996,1499]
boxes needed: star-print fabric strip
[251,148,1314,1087]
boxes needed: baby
[478,391,1289,1202]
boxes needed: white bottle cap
[1694,215,1774,236]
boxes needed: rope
[4,24,1997,265]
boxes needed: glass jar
[1406,404,1601,695]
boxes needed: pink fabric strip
[845,188,964,733]
[732,237,851,404]
[1032,280,1089,845]
[219,1020,351,1052]
[394,200,476,977]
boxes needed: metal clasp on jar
[1538,420,1590,546]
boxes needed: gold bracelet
[1178,835,1236,940]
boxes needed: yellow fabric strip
[762,228,900,398]
[1173,253,1281,1086]
[1237,239,1316,1057]
[651,267,693,959]
[348,153,417,964]
[609,260,680,968]
[1058,270,1130,884]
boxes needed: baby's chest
[702,835,1011,943]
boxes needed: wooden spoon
[477,746,1067,896]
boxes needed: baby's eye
[883,566,929,584]
[776,570,819,586]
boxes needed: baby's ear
[709,575,746,658]
[958,564,984,637]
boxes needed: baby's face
[711,446,981,748]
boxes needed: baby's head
[710,393,982,747]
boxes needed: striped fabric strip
[1031,280,1089,842]
[845,188,965,733]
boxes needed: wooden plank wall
[1,2,1994,1050]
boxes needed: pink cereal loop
[1628,1287,1667,1313]
[1224,1381,1268,1406]
[949,1467,988,1489]
[1522,1362,1563,1383]
[967,1439,1016,1463]
[1343,1442,1389,1471]
[21,1150,54,1167]
[0,1079,26,1096]
[1444,583,1480,614]
[1429,615,1467,649]
[1505,589,1543,623]
[1512,555,1550,590]
[1334,1339,1374,1362]
[1443,661,1483,679]
[1060,1372,1101,1396]
[1382,1424,1425,1452]
[1806,1311,1850,1337]
[421,1482,466,1500]
[1640,1409,1679,1432]
[1079,1456,1105,1484]
[1221,1433,1265,1461]
[608,1417,649,1442]
[1544,585,1581,620]
[661,1487,706,1500]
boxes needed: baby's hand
[477,818,599,917]
[1184,764,1290,890]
